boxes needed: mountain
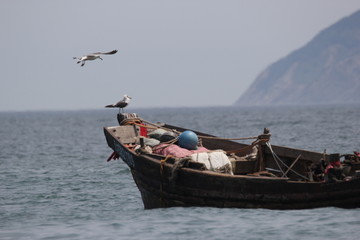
[235,10,360,106]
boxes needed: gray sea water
[1,105,360,240]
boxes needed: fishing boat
[103,113,360,209]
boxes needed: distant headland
[235,10,360,106]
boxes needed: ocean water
[1,105,360,240]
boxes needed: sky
[2,0,360,111]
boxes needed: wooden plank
[106,125,138,144]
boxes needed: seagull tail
[105,104,115,108]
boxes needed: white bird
[73,50,118,67]
[105,94,132,113]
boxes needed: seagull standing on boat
[105,94,132,113]
[73,50,118,67]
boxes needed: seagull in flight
[105,94,132,113]
[73,49,118,67]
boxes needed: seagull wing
[105,100,127,108]
[94,50,118,55]
[115,101,127,108]
[105,101,120,107]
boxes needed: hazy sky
[2,0,360,111]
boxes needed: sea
[1,105,360,240]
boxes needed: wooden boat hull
[104,125,360,209]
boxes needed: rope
[160,155,175,183]
[265,142,310,181]
[153,138,179,152]
[140,119,180,133]
[282,154,302,178]
[159,155,174,207]
[122,117,268,163]
[266,142,286,176]
[169,158,191,186]
[198,135,258,141]
[160,155,173,164]
[133,122,158,130]
[225,139,264,154]
[139,118,259,142]
[120,118,143,126]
